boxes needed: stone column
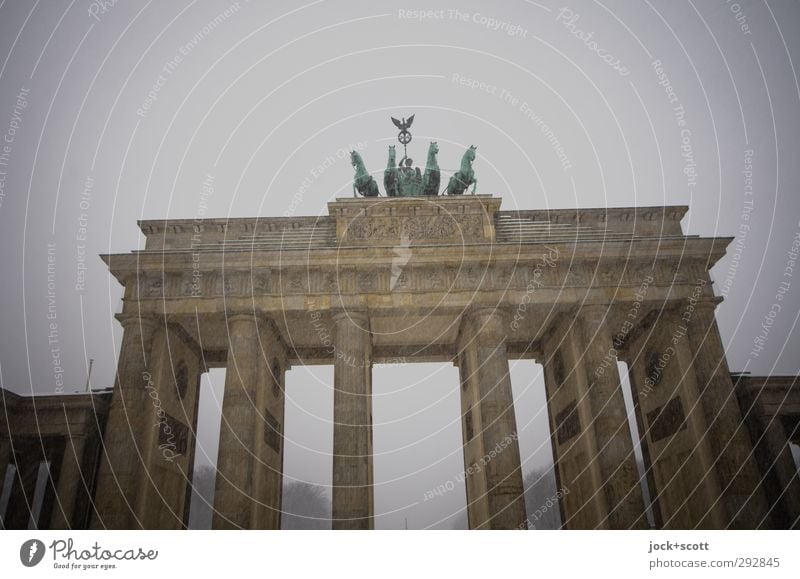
[542,316,617,529]
[579,305,647,529]
[761,424,800,529]
[669,311,728,528]
[331,311,374,530]
[133,327,168,527]
[92,314,160,529]
[743,402,800,529]
[250,320,287,530]
[50,435,87,529]
[623,308,728,529]
[4,450,40,529]
[0,437,9,529]
[458,308,526,530]
[133,323,203,530]
[765,432,800,529]
[213,313,264,529]
[181,367,204,529]
[0,437,9,490]
[687,302,769,528]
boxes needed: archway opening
[618,360,656,528]
[510,359,561,529]
[28,461,50,529]
[790,442,800,477]
[187,368,225,529]
[281,364,334,529]
[372,362,465,529]
[0,463,15,526]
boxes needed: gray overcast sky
[1,0,799,528]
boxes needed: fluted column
[541,316,611,529]
[668,311,726,528]
[755,420,800,528]
[132,323,204,530]
[331,310,373,530]
[457,308,526,529]
[92,314,160,529]
[624,308,728,529]
[50,435,87,529]
[0,436,9,491]
[4,448,40,529]
[737,381,800,529]
[250,320,287,530]
[213,313,264,529]
[0,437,8,529]
[687,302,769,528]
[133,327,168,528]
[580,305,647,529]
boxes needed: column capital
[458,306,509,349]
[683,298,725,339]
[691,297,723,313]
[161,318,205,361]
[331,309,370,329]
[462,305,509,331]
[470,304,507,319]
[578,303,613,327]
[223,311,285,343]
[224,311,261,325]
[115,313,161,333]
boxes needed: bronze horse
[421,142,440,196]
[446,145,477,195]
[351,150,379,197]
[384,145,399,197]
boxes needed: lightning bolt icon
[390,232,412,290]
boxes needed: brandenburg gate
[91,188,772,529]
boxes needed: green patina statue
[351,150,379,197]
[384,145,399,197]
[446,145,477,195]
[421,141,440,196]
[382,142,440,197]
[351,115,476,197]
[396,154,422,197]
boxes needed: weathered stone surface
[91,315,160,529]
[212,314,287,529]
[0,389,110,529]
[3,195,785,530]
[735,375,800,529]
[331,310,374,529]
[582,305,648,530]
[623,308,735,529]
[686,305,771,528]
[457,308,526,530]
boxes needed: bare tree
[188,465,216,530]
[523,467,562,530]
[447,509,469,530]
[281,481,330,530]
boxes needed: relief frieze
[134,257,705,298]
[344,214,484,243]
